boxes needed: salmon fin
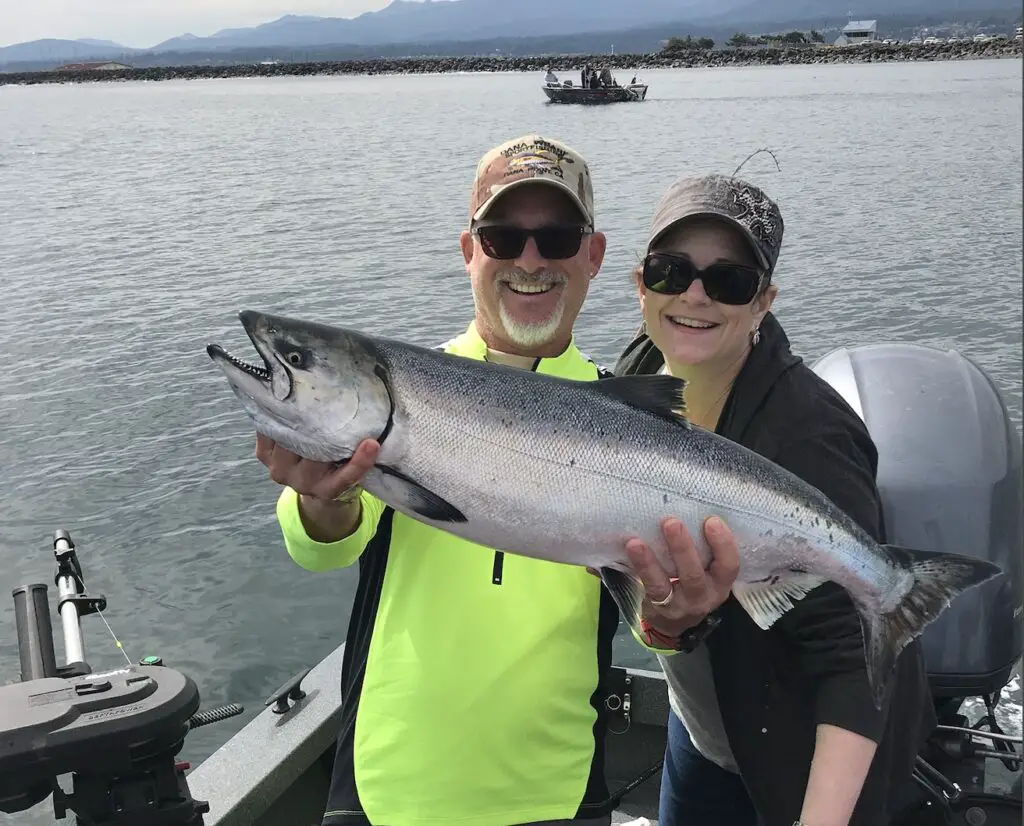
[860,545,1003,709]
[731,572,827,630]
[591,375,689,426]
[372,466,467,523]
[599,566,646,634]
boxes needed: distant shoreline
[1,39,1020,86]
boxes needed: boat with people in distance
[542,64,648,105]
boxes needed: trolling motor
[0,530,243,825]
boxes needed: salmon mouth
[206,343,273,382]
[206,310,293,401]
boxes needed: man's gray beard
[494,269,568,350]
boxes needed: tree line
[662,30,827,53]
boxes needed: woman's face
[639,217,778,371]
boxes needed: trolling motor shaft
[12,530,106,683]
[1,529,217,825]
[54,529,94,668]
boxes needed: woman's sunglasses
[641,251,765,306]
[472,224,588,260]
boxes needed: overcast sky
[1,0,425,49]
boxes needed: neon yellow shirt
[277,322,622,826]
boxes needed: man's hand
[255,432,379,501]
[255,433,380,542]
[627,516,740,640]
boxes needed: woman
[614,173,937,826]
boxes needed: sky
[0,0,444,49]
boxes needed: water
[1,60,1021,823]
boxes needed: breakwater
[1,38,1020,86]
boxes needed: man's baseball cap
[468,134,595,229]
[646,173,784,276]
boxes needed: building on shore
[834,20,879,46]
[54,61,133,71]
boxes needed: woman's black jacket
[613,311,937,826]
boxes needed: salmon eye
[286,351,306,367]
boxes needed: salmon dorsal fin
[591,374,690,427]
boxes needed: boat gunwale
[186,642,670,825]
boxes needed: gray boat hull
[542,83,648,104]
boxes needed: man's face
[459,184,606,357]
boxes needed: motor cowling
[812,342,1023,698]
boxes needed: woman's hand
[628,516,740,639]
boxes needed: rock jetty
[1,39,1019,86]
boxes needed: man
[256,134,740,826]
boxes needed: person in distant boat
[581,65,590,87]
[599,66,613,87]
[255,135,742,826]
[614,172,937,826]
[545,66,559,86]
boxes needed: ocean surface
[1,60,1021,824]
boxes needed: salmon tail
[861,545,1003,709]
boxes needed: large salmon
[207,310,1001,706]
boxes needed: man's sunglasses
[641,251,765,306]
[472,224,589,260]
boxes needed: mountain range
[2,0,1020,66]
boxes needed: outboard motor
[812,342,1023,824]
[811,342,1022,699]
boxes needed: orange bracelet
[640,618,679,649]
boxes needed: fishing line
[732,147,782,176]
[73,560,135,667]
[95,606,134,667]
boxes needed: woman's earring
[751,327,761,347]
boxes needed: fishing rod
[0,530,243,826]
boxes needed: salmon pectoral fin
[370,465,467,523]
[599,566,647,638]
